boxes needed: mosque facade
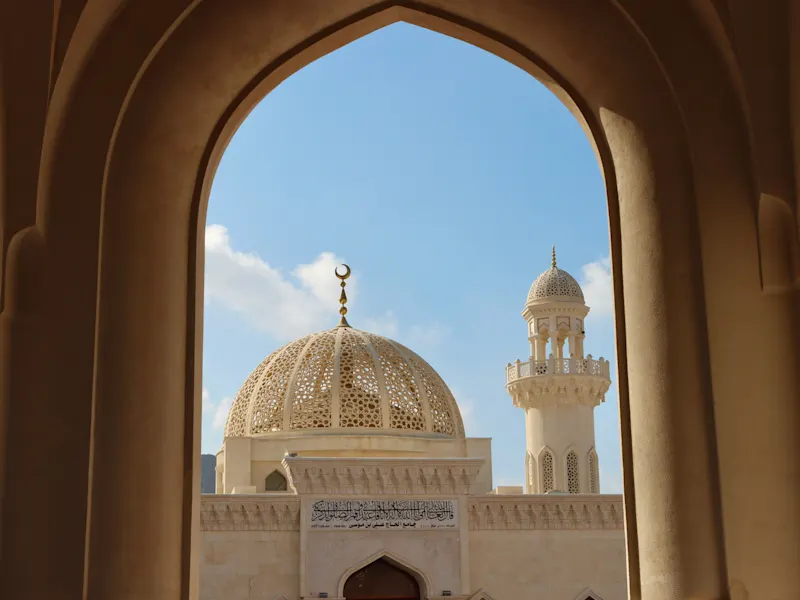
[200,255,626,600]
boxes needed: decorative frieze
[200,493,623,532]
[282,456,485,496]
[201,496,300,531]
[468,495,623,530]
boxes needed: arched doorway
[344,559,420,600]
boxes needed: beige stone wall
[200,531,300,600]
[469,529,627,600]
[199,494,626,599]
[200,516,626,600]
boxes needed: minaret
[505,248,611,494]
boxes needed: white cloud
[580,256,613,317]
[202,388,234,431]
[213,397,234,430]
[204,224,448,347]
[205,225,353,341]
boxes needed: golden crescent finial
[335,264,351,280]
[335,264,351,327]
[552,245,557,269]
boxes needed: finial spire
[335,264,352,327]
[551,245,557,269]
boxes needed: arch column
[82,115,201,599]
[602,110,727,599]
[0,229,96,600]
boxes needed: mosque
[200,253,626,600]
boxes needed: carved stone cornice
[282,456,485,496]
[468,494,623,530]
[507,375,610,410]
[200,496,300,531]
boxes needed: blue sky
[202,23,621,492]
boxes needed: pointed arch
[337,550,431,599]
[565,446,580,494]
[265,469,288,492]
[538,446,556,493]
[588,447,600,493]
[572,587,606,600]
[34,0,749,597]
[466,589,497,600]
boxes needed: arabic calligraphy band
[310,499,457,529]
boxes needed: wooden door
[343,558,420,600]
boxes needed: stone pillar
[0,228,95,600]
[82,147,197,600]
[223,437,253,493]
[536,337,547,361]
[602,110,727,599]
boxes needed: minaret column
[548,315,558,358]
[536,335,547,362]
[511,249,608,500]
[567,327,577,358]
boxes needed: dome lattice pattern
[527,267,585,303]
[224,327,465,438]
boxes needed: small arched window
[265,470,288,491]
[588,448,599,493]
[541,450,555,493]
[566,450,580,493]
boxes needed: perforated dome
[224,327,465,439]
[527,267,585,303]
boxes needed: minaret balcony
[505,356,612,409]
[506,356,610,383]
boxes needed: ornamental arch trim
[572,587,606,600]
[564,445,581,494]
[588,447,600,494]
[538,446,557,493]
[466,589,497,600]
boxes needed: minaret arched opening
[264,470,288,492]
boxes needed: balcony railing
[506,356,610,384]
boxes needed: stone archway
[343,558,421,600]
[7,3,729,597]
[4,2,799,600]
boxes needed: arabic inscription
[310,499,458,530]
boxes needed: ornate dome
[526,247,585,303]
[224,327,465,439]
[527,267,584,303]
